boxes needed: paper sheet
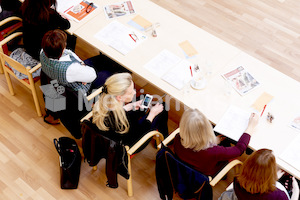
[143,49,182,78]
[251,92,273,111]
[161,60,193,89]
[280,135,300,171]
[94,21,147,55]
[179,40,198,57]
[213,105,251,141]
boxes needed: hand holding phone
[141,94,153,109]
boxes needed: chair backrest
[0,16,22,55]
[164,148,213,200]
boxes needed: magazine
[64,0,97,22]
[104,1,135,19]
[222,66,260,96]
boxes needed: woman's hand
[244,113,259,135]
[123,100,142,111]
[146,103,163,122]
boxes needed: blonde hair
[237,149,277,194]
[179,109,217,151]
[92,73,132,134]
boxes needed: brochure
[222,66,260,96]
[64,0,97,22]
[290,113,300,132]
[104,1,135,19]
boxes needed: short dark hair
[41,29,67,59]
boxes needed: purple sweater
[234,178,289,200]
[174,133,251,176]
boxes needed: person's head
[179,108,217,151]
[21,0,57,23]
[93,73,134,134]
[237,149,277,194]
[41,29,67,59]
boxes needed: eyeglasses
[86,3,94,13]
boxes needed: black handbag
[54,137,81,189]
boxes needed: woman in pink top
[174,108,258,177]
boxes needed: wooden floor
[0,0,299,199]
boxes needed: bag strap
[53,138,61,156]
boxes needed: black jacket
[155,144,213,200]
[81,120,129,188]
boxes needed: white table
[73,0,300,179]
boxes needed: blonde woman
[92,72,168,148]
[174,108,258,177]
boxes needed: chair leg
[30,84,42,117]
[4,71,15,95]
[127,156,133,197]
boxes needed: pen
[129,34,136,42]
[261,104,266,117]
[190,66,193,77]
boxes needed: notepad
[179,40,198,58]
[251,92,273,112]
[132,15,152,30]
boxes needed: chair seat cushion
[5,64,40,84]
[5,48,41,80]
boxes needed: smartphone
[141,94,153,109]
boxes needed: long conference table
[66,0,300,179]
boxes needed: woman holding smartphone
[92,72,169,149]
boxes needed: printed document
[161,59,193,90]
[64,0,97,22]
[280,135,300,171]
[143,49,182,78]
[94,21,147,55]
[213,105,251,141]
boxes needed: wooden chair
[158,128,242,187]
[0,16,23,73]
[80,87,165,196]
[0,32,42,116]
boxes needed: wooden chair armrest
[0,32,23,47]
[80,111,93,123]
[87,87,102,101]
[210,159,242,186]
[127,131,164,155]
[0,16,22,27]
[28,63,41,74]
[157,128,180,149]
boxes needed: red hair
[237,149,277,194]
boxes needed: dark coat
[81,119,129,188]
[156,144,213,200]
